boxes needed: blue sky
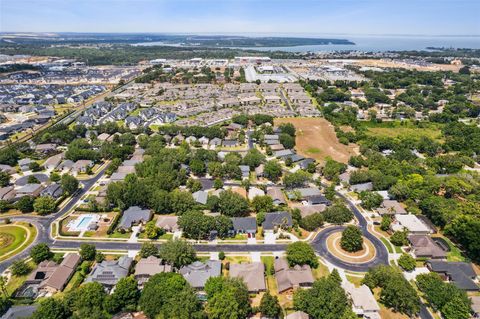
[1,0,479,36]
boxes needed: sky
[1,0,479,36]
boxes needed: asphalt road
[0,167,107,272]
[310,189,389,272]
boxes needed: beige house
[229,262,266,293]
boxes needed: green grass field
[0,224,36,262]
[360,121,443,140]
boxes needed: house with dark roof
[263,212,293,231]
[179,260,222,290]
[1,305,37,319]
[41,183,63,199]
[117,206,152,231]
[407,235,446,259]
[426,260,479,291]
[86,256,133,291]
[231,217,257,235]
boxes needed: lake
[134,35,480,52]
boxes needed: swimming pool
[69,214,99,232]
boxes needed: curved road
[311,190,389,272]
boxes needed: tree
[105,276,139,313]
[322,158,347,180]
[398,254,416,271]
[69,281,109,319]
[31,298,71,319]
[178,210,214,240]
[206,277,251,319]
[15,196,34,213]
[359,191,383,210]
[0,172,9,187]
[323,204,353,224]
[11,260,31,276]
[61,174,79,195]
[363,265,420,316]
[283,170,310,189]
[144,220,163,239]
[340,226,363,252]
[445,215,480,262]
[79,244,96,261]
[279,133,295,149]
[264,160,283,182]
[50,172,61,182]
[259,291,282,318]
[139,242,159,258]
[242,149,265,169]
[293,272,352,319]
[442,296,472,319]
[286,242,319,268]
[29,162,41,172]
[169,189,196,215]
[416,273,471,319]
[278,123,295,136]
[217,190,249,217]
[30,243,53,264]
[299,213,324,231]
[380,215,392,231]
[213,178,223,189]
[139,273,203,319]
[33,196,56,215]
[186,178,202,192]
[390,230,409,246]
[158,239,196,268]
[251,195,273,213]
[190,159,206,176]
[0,200,9,213]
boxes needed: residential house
[41,183,63,199]
[350,182,373,192]
[86,256,133,291]
[117,206,152,231]
[426,260,479,291]
[239,165,250,179]
[407,235,447,259]
[248,187,265,201]
[39,254,81,294]
[392,214,431,235]
[72,160,93,175]
[18,158,34,172]
[134,256,172,287]
[274,258,314,293]
[263,212,293,231]
[34,143,57,155]
[377,200,407,215]
[0,164,15,175]
[342,281,381,319]
[192,190,208,205]
[15,184,43,198]
[1,305,38,319]
[285,311,309,319]
[229,262,266,293]
[297,204,327,218]
[0,186,15,201]
[231,217,257,235]
[471,296,480,318]
[155,216,179,232]
[179,260,222,290]
[43,153,64,170]
[255,164,264,178]
[267,187,286,205]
